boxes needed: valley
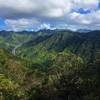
[12,43,23,55]
[0,30,100,100]
[0,0,100,100]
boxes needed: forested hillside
[17,30,100,63]
[0,30,100,100]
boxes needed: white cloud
[39,23,51,30]
[38,23,56,30]
[0,0,99,30]
[73,0,99,9]
[5,18,39,31]
[0,0,72,18]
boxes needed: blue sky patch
[72,8,91,14]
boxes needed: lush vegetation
[0,30,100,100]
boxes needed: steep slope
[0,30,54,53]
[0,31,34,52]
[1,30,100,100]
[0,48,30,83]
[0,48,30,99]
[17,30,100,63]
[42,31,100,62]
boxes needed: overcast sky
[0,0,100,31]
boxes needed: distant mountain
[78,29,91,33]
[17,30,100,63]
[41,30,100,62]
[0,30,52,51]
[0,29,100,63]
[0,31,34,51]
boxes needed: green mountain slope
[17,30,100,63]
[0,30,100,99]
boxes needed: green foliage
[0,30,100,99]
[0,74,20,100]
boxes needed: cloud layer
[0,0,100,31]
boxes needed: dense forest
[0,30,100,100]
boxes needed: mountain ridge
[15,30,100,63]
